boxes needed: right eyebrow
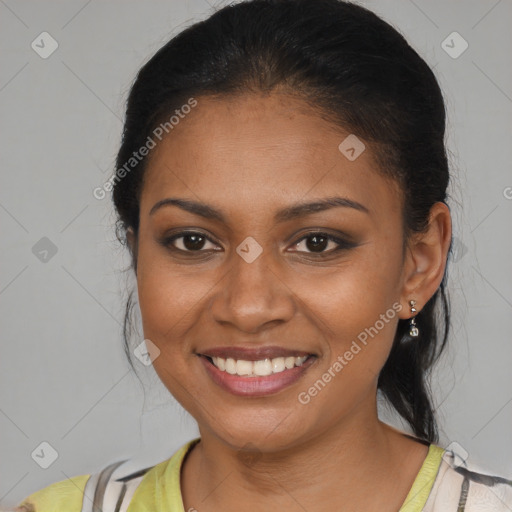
[149,198,226,222]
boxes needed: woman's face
[134,92,415,452]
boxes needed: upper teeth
[211,356,308,377]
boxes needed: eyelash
[161,230,356,257]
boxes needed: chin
[203,404,314,453]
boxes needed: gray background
[1,0,511,507]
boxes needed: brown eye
[291,232,356,255]
[164,231,218,252]
[299,234,332,253]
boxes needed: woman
[16,0,512,510]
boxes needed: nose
[209,245,296,334]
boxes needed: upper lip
[199,346,314,361]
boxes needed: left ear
[398,201,452,319]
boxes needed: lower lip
[200,356,316,397]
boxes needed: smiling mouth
[203,354,312,377]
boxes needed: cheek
[293,274,402,419]
[135,250,203,401]
[299,243,401,326]
[301,272,399,368]
[294,240,403,372]
[135,240,194,356]
[135,232,205,327]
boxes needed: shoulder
[425,448,512,511]
[14,440,199,512]
[16,474,90,512]
[127,439,200,510]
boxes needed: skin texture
[128,92,452,511]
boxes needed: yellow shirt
[17,439,445,511]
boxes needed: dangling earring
[409,300,419,337]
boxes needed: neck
[181,397,423,511]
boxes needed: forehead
[140,93,402,222]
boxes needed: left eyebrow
[273,196,370,223]
[149,196,369,223]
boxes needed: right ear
[126,227,138,274]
